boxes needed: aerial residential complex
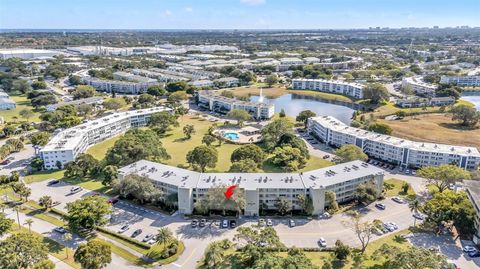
[394,96,455,108]
[81,76,158,94]
[401,77,437,97]
[40,107,170,169]
[440,75,480,87]
[118,159,384,216]
[308,116,480,170]
[292,79,364,99]
[197,90,275,120]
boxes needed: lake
[250,94,356,124]
[461,96,480,110]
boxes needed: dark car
[131,229,142,238]
[108,198,119,204]
[199,219,206,227]
[0,160,11,165]
[47,179,60,186]
[191,219,198,228]
[375,203,386,210]
[230,220,237,228]
[468,250,480,258]
[53,227,67,234]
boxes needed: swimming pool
[224,132,239,140]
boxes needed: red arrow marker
[224,185,236,199]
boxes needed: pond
[250,94,356,124]
[461,96,480,110]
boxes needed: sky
[0,0,479,30]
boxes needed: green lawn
[0,94,41,123]
[24,170,65,184]
[86,135,122,160]
[384,178,416,200]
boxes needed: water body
[250,94,356,124]
[461,96,480,110]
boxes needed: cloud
[164,10,172,17]
[240,0,266,6]
[184,7,193,12]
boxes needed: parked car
[258,218,266,227]
[322,155,330,159]
[413,212,424,220]
[320,212,331,219]
[213,220,220,227]
[383,223,395,232]
[147,236,158,245]
[289,219,296,227]
[131,229,142,238]
[375,203,386,210]
[392,196,405,203]
[108,198,119,204]
[47,179,60,186]
[222,219,229,228]
[468,250,480,258]
[462,245,477,253]
[53,227,67,234]
[70,186,82,194]
[142,234,155,242]
[266,219,273,227]
[230,220,237,228]
[118,225,130,233]
[191,219,198,228]
[0,160,11,165]
[318,237,327,247]
[199,219,206,227]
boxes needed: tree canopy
[74,239,112,269]
[417,164,470,193]
[363,83,389,104]
[334,144,368,163]
[113,174,163,204]
[64,196,113,232]
[186,145,218,172]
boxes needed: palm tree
[409,199,421,226]
[13,205,21,229]
[156,227,174,249]
[62,233,72,258]
[204,242,225,268]
[24,218,33,233]
[39,195,53,210]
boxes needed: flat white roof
[292,78,364,89]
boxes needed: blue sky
[1,0,479,29]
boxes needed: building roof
[292,78,364,89]
[198,90,274,108]
[118,160,384,190]
[47,96,104,110]
[311,116,480,156]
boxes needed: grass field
[384,178,416,200]
[377,113,480,148]
[24,170,65,184]
[0,94,41,123]
[86,135,122,160]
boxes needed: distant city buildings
[40,107,170,169]
[118,159,384,216]
[0,48,61,60]
[440,76,480,87]
[308,116,480,170]
[292,79,364,99]
[197,90,274,120]
[401,77,437,97]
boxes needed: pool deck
[213,126,263,144]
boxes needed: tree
[147,85,166,96]
[229,159,260,173]
[325,191,339,212]
[333,240,350,261]
[33,259,55,269]
[202,134,217,146]
[11,79,32,93]
[0,213,13,236]
[364,83,389,104]
[277,133,309,159]
[74,240,112,269]
[418,164,470,193]
[167,91,188,104]
[367,123,393,135]
[183,124,195,140]
[0,233,48,269]
[261,118,294,151]
[334,144,368,163]
[12,182,31,201]
[450,104,480,127]
[284,247,318,269]
[106,129,170,166]
[30,157,44,171]
[39,195,53,210]
[230,144,265,168]
[194,185,245,216]
[156,227,174,248]
[72,85,96,100]
[234,226,283,248]
[296,110,317,126]
[24,218,34,233]
[373,244,448,269]
[136,93,156,107]
[65,196,113,232]
[202,241,226,268]
[113,174,163,204]
[275,198,292,215]
[148,111,179,134]
[31,80,47,90]
[186,145,218,172]
[166,81,189,93]
[354,182,379,205]
[265,74,279,87]
[271,146,306,172]
[103,98,126,111]
[30,132,51,147]
[344,213,375,254]
[296,194,314,215]
[19,109,34,121]
[101,165,117,186]
[30,93,57,108]
[279,109,286,118]
[409,199,421,226]
[226,109,252,127]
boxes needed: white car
[266,219,273,227]
[118,224,130,234]
[70,186,82,194]
[392,196,405,204]
[413,212,424,220]
[258,219,266,227]
[463,245,477,253]
[318,237,327,247]
[221,220,229,228]
[142,234,154,242]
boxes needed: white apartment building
[40,107,170,169]
[292,79,364,99]
[197,90,274,120]
[440,76,480,87]
[402,77,437,97]
[118,159,384,216]
[190,80,214,88]
[394,96,455,108]
[0,49,60,60]
[82,76,157,94]
[464,180,480,245]
[130,68,189,83]
[308,116,480,170]
[46,96,104,112]
[214,77,240,87]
